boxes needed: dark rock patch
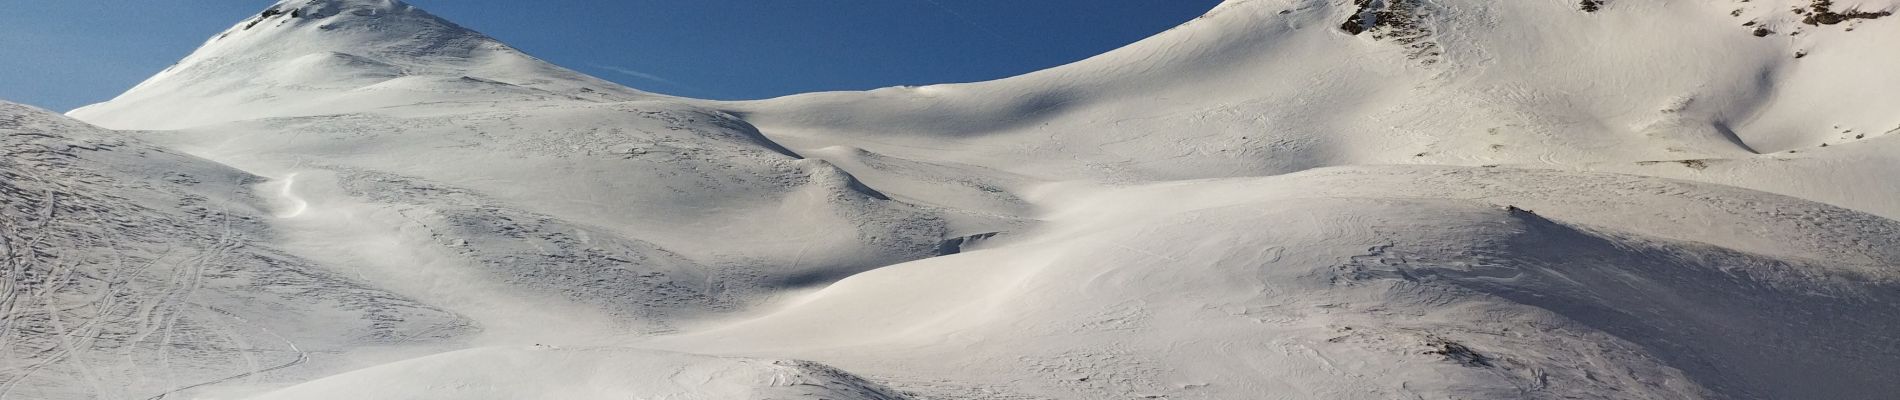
[1581,0,1606,13]
[938,232,1002,256]
[242,6,306,30]
[1338,0,1442,63]
[1802,0,1892,25]
[1426,339,1493,368]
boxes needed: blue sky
[0,0,1221,112]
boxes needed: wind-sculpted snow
[654,167,1900,399]
[20,0,1900,398]
[133,100,953,311]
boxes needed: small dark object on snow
[1581,0,1605,12]
[1427,339,1493,367]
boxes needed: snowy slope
[653,166,1900,399]
[1,101,470,399]
[730,0,1900,216]
[66,0,964,334]
[248,346,903,400]
[25,0,1900,399]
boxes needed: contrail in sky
[591,64,707,93]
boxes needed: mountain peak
[68,0,647,130]
[210,0,466,55]
[242,0,408,29]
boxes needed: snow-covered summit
[68,0,649,130]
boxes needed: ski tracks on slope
[141,305,309,400]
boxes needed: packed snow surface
[8,0,1900,398]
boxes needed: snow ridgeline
[4,0,1898,398]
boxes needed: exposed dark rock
[1802,0,1892,25]
[1338,0,1441,63]
[242,6,305,30]
[938,232,1002,256]
[1341,16,1368,34]
[1634,159,1713,170]
[1581,0,1606,13]
[1340,0,1426,36]
[1426,339,1493,368]
[243,8,283,30]
[1340,0,1372,35]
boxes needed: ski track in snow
[268,174,308,219]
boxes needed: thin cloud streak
[590,64,704,93]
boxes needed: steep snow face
[68,0,649,130]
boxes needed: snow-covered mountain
[68,0,649,130]
[732,0,1900,217]
[7,0,1899,399]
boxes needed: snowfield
[6,0,1899,399]
[246,346,904,400]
